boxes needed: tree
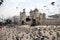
[0,0,3,5]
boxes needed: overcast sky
[0,0,60,18]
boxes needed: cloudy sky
[0,0,60,18]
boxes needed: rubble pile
[0,25,60,40]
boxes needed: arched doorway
[31,19,36,26]
[21,21,24,25]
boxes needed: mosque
[19,8,60,25]
[20,8,46,25]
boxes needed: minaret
[20,9,26,25]
[34,8,39,19]
[23,9,25,13]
